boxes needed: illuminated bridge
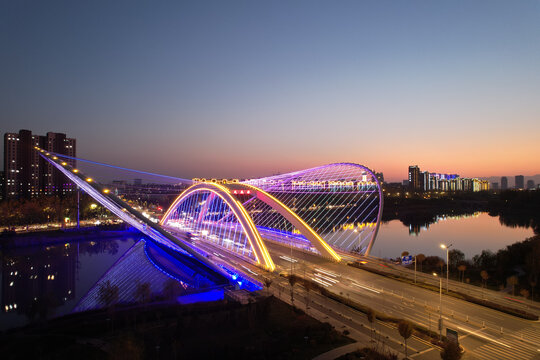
[36,147,383,287]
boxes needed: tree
[134,282,151,304]
[440,340,462,360]
[529,274,537,302]
[97,280,119,308]
[304,280,313,310]
[437,260,445,275]
[507,275,518,296]
[367,309,376,343]
[264,278,273,292]
[449,249,465,269]
[480,270,489,288]
[398,320,413,359]
[457,265,466,282]
[401,251,409,258]
[416,254,426,272]
[288,275,297,304]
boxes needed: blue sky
[2,1,539,181]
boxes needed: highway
[266,241,540,360]
[163,224,540,359]
[343,252,540,319]
[189,232,540,360]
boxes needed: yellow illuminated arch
[161,183,275,271]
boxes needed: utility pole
[441,243,453,293]
[433,273,443,340]
[414,255,417,284]
[77,186,80,229]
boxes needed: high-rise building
[408,165,420,190]
[492,182,499,190]
[526,180,535,190]
[419,171,430,191]
[501,177,508,190]
[515,175,525,190]
[3,130,76,199]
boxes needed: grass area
[347,262,539,321]
[0,296,352,360]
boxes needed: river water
[1,212,533,331]
[370,212,534,259]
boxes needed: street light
[440,243,453,292]
[433,272,442,339]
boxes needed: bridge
[33,147,540,360]
[36,147,383,287]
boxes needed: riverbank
[0,224,136,249]
[382,190,540,235]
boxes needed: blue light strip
[50,152,193,183]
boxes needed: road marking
[456,325,511,348]
[351,282,380,294]
[311,277,331,287]
[314,273,339,284]
[314,268,339,278]
[279,255,298,263]
[474,342,533,360]
[240,264,258,276]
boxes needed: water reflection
[0,236,136,330]
[406,212,482,235]
[371,212,534,259]
[74,240,194,312]
[2,242,77,321]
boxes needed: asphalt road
[165,226,540,360]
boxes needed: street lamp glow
[86,178,93,182]
[441,243,453,292]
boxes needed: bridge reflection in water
[74,239,255,312]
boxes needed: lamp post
[433,272,442,339]
[440,243,453,292]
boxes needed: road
[166,227,540,359]
[342,252,540,318]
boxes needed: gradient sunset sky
[1,1,539,181]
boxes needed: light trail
[314,273,339,284]
[351,282,380,294]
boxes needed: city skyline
[2,1,540,181]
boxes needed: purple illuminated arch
[244,163,383,255]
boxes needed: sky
[1,1,539,182]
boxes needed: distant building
[419,171,430,191]
[501,176,508,190]
[515,175,525,190]
[408,165,420,190]
[405,165,486,192]
[526,180,535,190]
[402,180,409,187]
[492,182,499,190]
[3,130,76,199]
[133,178,143,186]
